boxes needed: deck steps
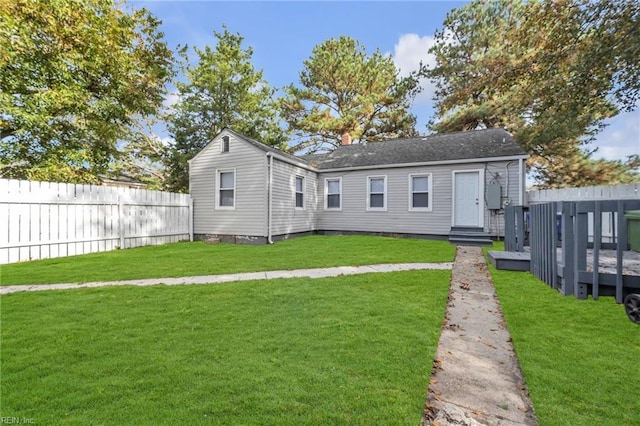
[488,251,531,271]
[448,227,493,246]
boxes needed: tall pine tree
[426,0,639,188]
[281,36,423,153]
[165,26,286,192]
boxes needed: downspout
[505,161,514,207]
[518,158,525,206]
[266,152,274,244]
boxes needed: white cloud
[391,33,437,104]
[159,136,175,147]
[162,91,181,109]
[591,110,640,162]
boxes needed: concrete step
[448,236,493,246]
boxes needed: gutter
[317,155,529,173]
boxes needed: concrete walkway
[424,246,538,425]
[0,262,453,295]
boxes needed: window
[221,136,230,153]
[409,174,432,211]
[367,176,387,211]
[325,177,342,210]
[217,169,235,209]
[295,176,304,209]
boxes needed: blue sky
[134,0,639,162]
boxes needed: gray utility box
[486,183,502,210]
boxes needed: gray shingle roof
[305,128,527,170]
[227,127,527,171]
[224,128,309,166]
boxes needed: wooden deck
[489,248,640,276]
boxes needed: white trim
[408,173,433,212]
[216,168,236,210]
[324,177,342,211]
[317,155,529,173]
[451,169,484,227]
[270,151,318,172]
[366,175,387,211]
[295,175,305,210]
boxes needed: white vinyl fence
[527,183,639,204]
[523,183,640,244]
[0,179,193,264]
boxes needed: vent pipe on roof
[341,132,352,146]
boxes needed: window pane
[220,172,234,189]
[328,180,340,194]
[413,193,429,208]
[370,193,384,208]
[327,194,340,208]
[296,193,304,208]
[370,178,384,193]
[295,177,303,192]
[412,176,428,192]
[220,189,234,206]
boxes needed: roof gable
[189,128,308,168]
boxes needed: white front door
[453,170,483,227]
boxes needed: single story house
[189,127,528,245]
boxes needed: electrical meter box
[486,183,502,210]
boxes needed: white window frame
[408,173,432,212]
[295,175,305,210]
[216,168,236,210]
[221,136,230,153]
[366,175,387,211]
[324,177,342,211]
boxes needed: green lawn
[1,270,450,425]
[0,235,455,285]
[486,247,640,425]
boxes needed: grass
[0,235,455,285]
[486,245,640,425]
[0,270,450,424]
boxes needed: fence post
[615,200,627,303]
[561,202,575,296]
[118,196,125,249]
[515,205,525,252]
[592,201,601,300]
[574,203,588,299]
[188,196,194,242]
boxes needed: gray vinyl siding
[317,166,452,235]
[317,161,523,237]
[484,161,521,237]
[270,160,318,235]
[189,129,525,240]
[189,132,267,237]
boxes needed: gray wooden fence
[0,179,193,264]
[506,199,640,303]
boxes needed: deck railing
[505,199,640,302]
